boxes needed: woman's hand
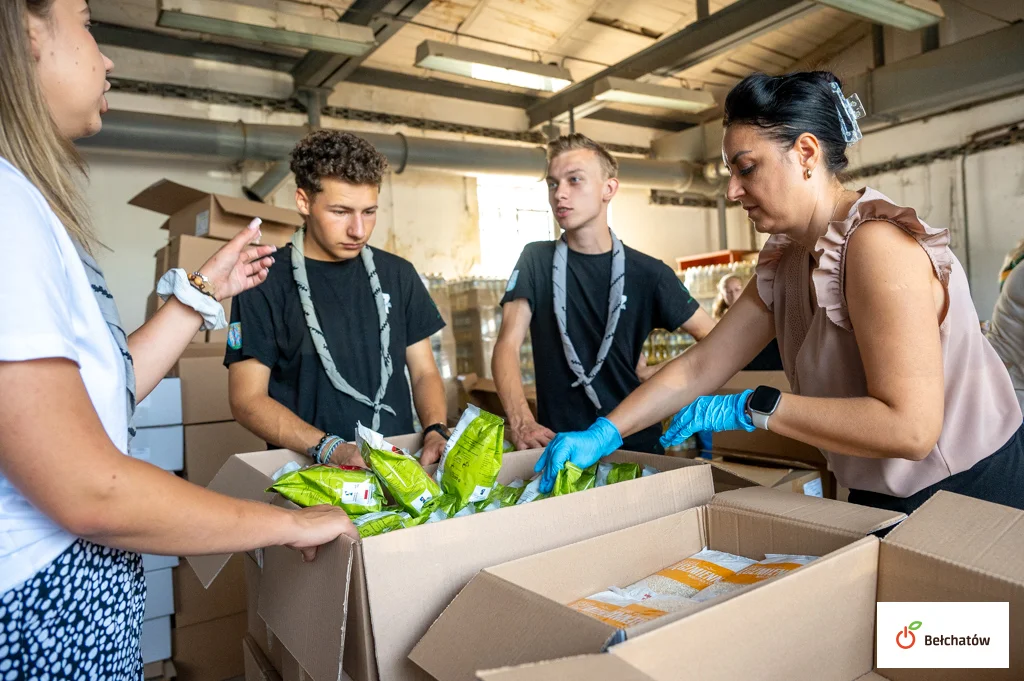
[197,218,278,301]
[286,505,360,562]
[660,391,755,448]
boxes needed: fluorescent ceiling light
[157,0,376,56]
[415,40,572,93]
[813,0,943,31]
[592,77,716,113]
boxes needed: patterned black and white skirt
[0,539,146,681]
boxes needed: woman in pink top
[536,71,1023,515]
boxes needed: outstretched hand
[197,218,278,301]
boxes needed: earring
[805,168,812,179]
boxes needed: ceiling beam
[526,0,817,128]
[849,20,1024,129]
[291,0,431,89]
[787,21,871,73]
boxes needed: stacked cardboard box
[164,344,266,681]
[131,179,302,345]
[451,278,505,380]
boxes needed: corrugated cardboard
[174,555,246,628]
[710,458,823,497]
[133,425,185,472]
[190,441,757,681]
[483,491,1019,681]
[130,179,301,246]
[477,655,656,681]
[170,344,231,425]
[155,245,170,287]
[172,612,247,681]
[412,487,903,681]
[185,421,266,488]
[244,634,282,681]
[145,567,175,621]
[143,554,181,572]
[136,378,183,428]
[144,660,177,681]
[142,616,172,665]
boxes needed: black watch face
[749,387,783,413]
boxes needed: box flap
[708,460,793,488]
[883,491,1024,583]
[855,674,891,681]
[187,450,305,587]
[129,179,210,216]
[259,535,356,681]
[410,572,615,681]
[214,195,304,227]
[477,654,655,681]
[712,486,905,535]
[608,538,880,681]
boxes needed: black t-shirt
[224,245,444,444]
[502,241,700,453]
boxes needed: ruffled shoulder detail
[754,235,793,311]
[813,187,953,331]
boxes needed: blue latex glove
[534,417,623,493]
[660,390,756,449]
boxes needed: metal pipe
[81,110,725,195]
[243,160,292,203]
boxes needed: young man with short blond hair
[493,133,714,453]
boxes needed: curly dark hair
[289,129,389,195]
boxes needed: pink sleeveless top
[756,187,1022,497]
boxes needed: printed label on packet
[468,485,493,503]
[340,481,375,507]
[411,489,435,512]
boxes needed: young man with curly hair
[225,130,451,467]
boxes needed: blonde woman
[711,273,744,320]
[0,1,356,677]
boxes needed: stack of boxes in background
[422,274,459,422]
[129,180,301,681]
[449,277,533,384]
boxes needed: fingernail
[270,244,278,252]
[249,218,262,230]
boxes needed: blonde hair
[547,133,619,179]
[712,274,743,321]
[0,0,95,252]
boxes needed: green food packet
[515,476,550,505]
[595,462,642,487]
[353,510,410,538]
[267,464,385,515]
[552,462,597,496]
[358,424,442,518]
[436,405,505,510]
[475,479,526,512]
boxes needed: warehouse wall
[83,151,483,333]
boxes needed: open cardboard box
[189,434,765,681]
[130,179,302,247]
[476,491,1023,681]
[411,487,904,681]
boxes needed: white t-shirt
[0,157,128,594]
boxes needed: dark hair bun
[723,71,849,174]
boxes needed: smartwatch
[423,423,451,440]
[746,386,783,431]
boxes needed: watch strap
[424,423,450,440]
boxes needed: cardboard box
[155,245,170,287]
[137,378,183,427]
[144,660,178,681]
[174,555,247,629]
[244,635,282,681]
[713,371,828,469]
[189,439,761,681]
[167,234,224,273]
[142,616,173,665]
[185,421,266,488]
[170,344,231,425]
[145,567,175,622]
[143,554,181,572]
[130,179,301,246]
[172,612,248,681]
[133,425,185,472]
[710,457,823,497]
[452,308,501,344]
[457,374,536,421]
[480,491,1023,681]
[412,487,904,681]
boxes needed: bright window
[476,175,554,278]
